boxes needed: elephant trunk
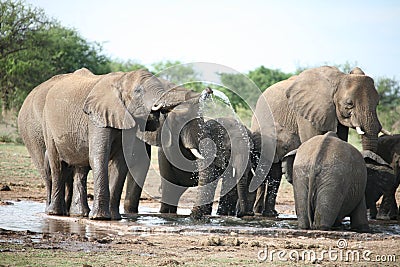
[356,109,382,153]
[361,134,379,153]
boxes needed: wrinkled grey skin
[284,132,369,232]
[40,69,193,220]
[375,134,400,220]
[252,124,300,216]
[156,115,202,214]
[191,118,256,219]
[251,66,382,217]
[361,151,396,219]
[122,81,204,214]
[18,68,93,216]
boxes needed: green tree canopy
[0,0,110,112]
[219,66,292,111]
[375,77,400,132]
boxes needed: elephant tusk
[356,126,365,135]
[381,128,392,136]
[151,103,163,111]
[190,148,204,159]
[232,167,236,178]
[251,168,256,176]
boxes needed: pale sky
[25,0,400,79]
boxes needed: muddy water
[0,201,399,239]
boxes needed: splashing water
[199,88,238,120]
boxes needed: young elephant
[362,151,396,219]
[190,118,257,219]
[375,134,400,220]
[284,132,369,232]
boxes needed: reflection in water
[0,201,399,237]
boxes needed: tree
[247,66,292,91]
[375,77,400,132]
[219,66,292,111]
[151,60,203,92]
[109,59,148,72]
[0,0,110,113]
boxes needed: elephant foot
[376,210,398,220]
[190,206,207,221]
[89,209,111,220]
[237,210,255,218]
[216,206,236,216]
[262,209,279,217]
[110,210,122,220]
[69,204,90,217]
[46,202,66,216]
[160,204,177,214]
[123,201,139,214]
[351,224,370,233]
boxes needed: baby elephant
[284,132,369,232]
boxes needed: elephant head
[83,69,175,131]
[285,66,382,152]
[135,79,206,159]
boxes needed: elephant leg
[253,181,266,214]
[108,150,128,220]
[43,151,52,211]
[217,168,238,216]
[191,165,220,220]
[160,179,187,214]
[293,174,310,229]
[46,138,67,216]
[312,185,346,231]
[263,163,282,217]
[368,203,378,219]
[69,167,90,217]
[88,126,112,220]
[217,186,238,216]
[63,165,74,216]
[124,141,151,214]
[350,196,370,232]
[377,187,399,220]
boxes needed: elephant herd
[18,65,400,232]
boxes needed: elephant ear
[361,150,392,168]
[285,66,343,131]
[83,73,136,129]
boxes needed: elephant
[282,132,369,232]
[39,69,200,220]
[18,68,94,216]
[375,134,400,220]
[251,66,384,217]
[122,81,207,214]
[361,151,396,219]
[190,117,257,219]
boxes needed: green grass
[0,143,40,186]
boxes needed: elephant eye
[345,99,354,108]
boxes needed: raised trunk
[361,134,378,153]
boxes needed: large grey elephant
[38,69,198,220]
[251,66,384,217]
[375,134,400,220]
[283,132,369,232]
[18,68,94,216]
[190,117,257,219]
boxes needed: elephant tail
[307,170,315,228]
[44,150,51,180]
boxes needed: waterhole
[0,201,399,238]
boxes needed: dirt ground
[1,142,400,266]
